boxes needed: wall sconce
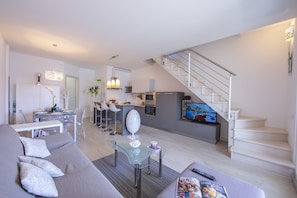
[36,73,41,85]
[285,22,295,74]
[45,70,64,81]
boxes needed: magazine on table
[176,177,229,198]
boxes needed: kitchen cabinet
[132,79,155,93]
[155,92,184,130]
[134,106,158,127]
[134,106,145,121]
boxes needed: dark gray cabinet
[175,120,220,144]
[134,92,220,143]
[134,106,157,126]
[155,92,184,131]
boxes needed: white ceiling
[0,0,296,70]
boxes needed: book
[176,177,229,198]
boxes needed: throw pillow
[19,137,50,158]
[19,162,58,197]
[18,156,64,177]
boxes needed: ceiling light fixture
[45,70,64,81]
[107,77,120,89]
[107,67,121,89]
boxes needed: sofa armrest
[37,132,73,150]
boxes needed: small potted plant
[89,85,99,97]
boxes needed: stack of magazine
[176,177,229,198]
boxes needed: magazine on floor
[176,177,229,198]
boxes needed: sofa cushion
[38,132,73,151]
[45,143,92,174]
[0,125,34,197]
[19,162,58,197]
[18,156,64,177]
[19,137,51,158]
[54,164,123,198]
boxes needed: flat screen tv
[185,103,217,124]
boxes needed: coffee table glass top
[113,138,165,167]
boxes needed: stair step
[233,138,292,160]
[234,127,288,141]
[231,147,294,178]
[235,117,266,128]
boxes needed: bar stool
[100,102,111,132]
[109,103,121,135]
[95,104,103,128]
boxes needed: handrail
[169,49,236,77]
[163,48,236,121]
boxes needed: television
[185,103,217,124]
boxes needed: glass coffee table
[113,139,164,198]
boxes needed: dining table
[33,110,77,142]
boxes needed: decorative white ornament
[126,109,141,147]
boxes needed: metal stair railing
[165,49,236,120]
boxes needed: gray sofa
[157,162,266,198]
[0,124,123,198]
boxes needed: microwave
[145,92,156,106]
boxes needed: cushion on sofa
[0,125,34,197]
[37,132,73,150]
[19,137,51,158]
[19,162,58,197]
[18,156,64,177]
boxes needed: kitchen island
[115,104,135,135]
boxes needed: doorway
[65,76,79,110]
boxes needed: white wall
[0,33,8,124]
[9,52,96,123]
[193,21,290,129]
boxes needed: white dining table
[33,111,77,142]
[11,120,63,138]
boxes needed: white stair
[154,55,294,178]
[231,117,294,178]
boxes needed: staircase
[153,49,294,178]
[231,115,294,178]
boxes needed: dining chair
[63,108,86,139]
[77,108,86,139]
[19,110,57,137]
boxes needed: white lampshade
[115,78,120,88]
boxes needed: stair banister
[189,49,236,76]
[228,74,233,120]
[188,52,191,87]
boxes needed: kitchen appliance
[144,92,156,116]
[145,106,156,116]
[144,92,156,106]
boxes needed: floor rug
[93,152,179,198]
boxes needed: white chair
[95,104,103,129]
[108,103,121,135]
[126,109,141,139]
[100,102,111,132]
[64,108,86,139]
[77,108,86,139]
